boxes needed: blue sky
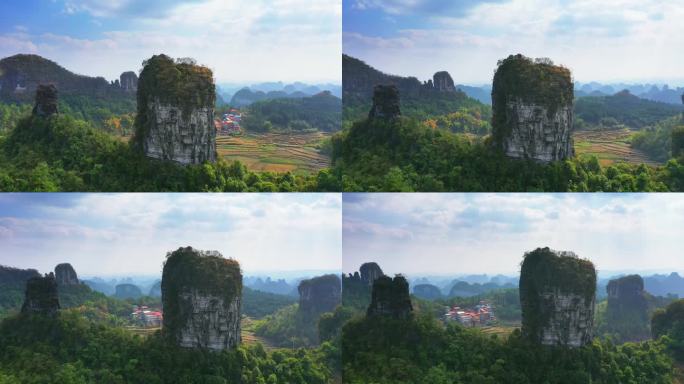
[0,0,341,83]
[344,0,684,85]
[0,193,341,276]
[343,193,684,277]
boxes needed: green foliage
[0,312,334,383]
[672,125,684,159]
[0,114,337,191]
[652,299,684,361]
[253,304,321,348]
[242,92,341,133]
[333,116,677,191]
[630,116,682,162]
[0,103,31,132]
[161,247,242,344]
[519,248,596,344]
[342,313,674,384]
[242,287,296,319]
[575,91,683,129]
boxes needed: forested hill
[0,54,134,103]
[342,54,489,123]
[575,90,684,129]
[242,91,342,132]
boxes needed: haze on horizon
[343,193,684,277]
[343,0,684,86]
[0,193,342,276]
[0,0,341,84]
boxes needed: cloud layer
[344,0,684,85]
[343,193,684,276]
[0,0,341,83]
[0,193,341,276]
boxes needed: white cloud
[1,0,341,83]
[345,0,684,84]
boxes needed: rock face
[359,262,384,285]
[115,284,142,299]
[298,274,341,315]
[520,247,596,348]
[432,71,455,92]
[367,275,413,319]
[162,246,242,351]
[32,84,58,117]
[604,275,649,340]
[54,263,79,285]
[368,85,401,120]
[413,284,442,300]
[134,55,216,165]
[21,273,60,316]
[119,71,138,93]
[492,54,574,162]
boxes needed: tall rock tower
[359,262,384,286]
[119,71,138,93]
[54,263,79,285]
[21,273,60,316]
[492,54,574,162]
[368,85,401,120]
[519,247,596,347]
[32,84,59,117]
[432,71,456,92]
[161,246,242,351]
[367,275,413,319]
[298,274,341,316]
[133,55,216,164]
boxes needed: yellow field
[241,316,279,351]
[573,129,659,167]
[479,325,518,338]
[217,132,331,174]
[124,325,161,337]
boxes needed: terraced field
[124,325,160,337]
[479,325,518,338]
[216,132,331,174]
[241,316,278,351]
[574,129,660,167]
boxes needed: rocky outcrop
[298,274,341,315]
[368,85,401,120]
[413,284,442,300]
[520,247,596,347]
[115,283,142,299]
[134,55,216,165]
[492,54,574,162]
[432,71,455,92]
[21,273,60,316]
[359,262,384,285]
[119,71,138,93]
[367,275,412,319]
[32,84,58,117]
[54,263,79,285]
[162,246,241,351]
[604,275,649,340]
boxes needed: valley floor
[574,129,660,167]
[217,131,330,174]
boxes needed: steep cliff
[359,262,384,285]
[32,84,58,117]
[133,55,216,164]
[119,71,138,93]
[162,246,242,351]
[368,85,401,120]
[519,247,596,347]
[492,54,574,162]
[603,274,649,341]
[298,274,341,316]
[21,273,60,316]
[54,263,79,285]
[432,71,456,92]
[367,275,413,319]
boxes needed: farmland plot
[573,129,660,167]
